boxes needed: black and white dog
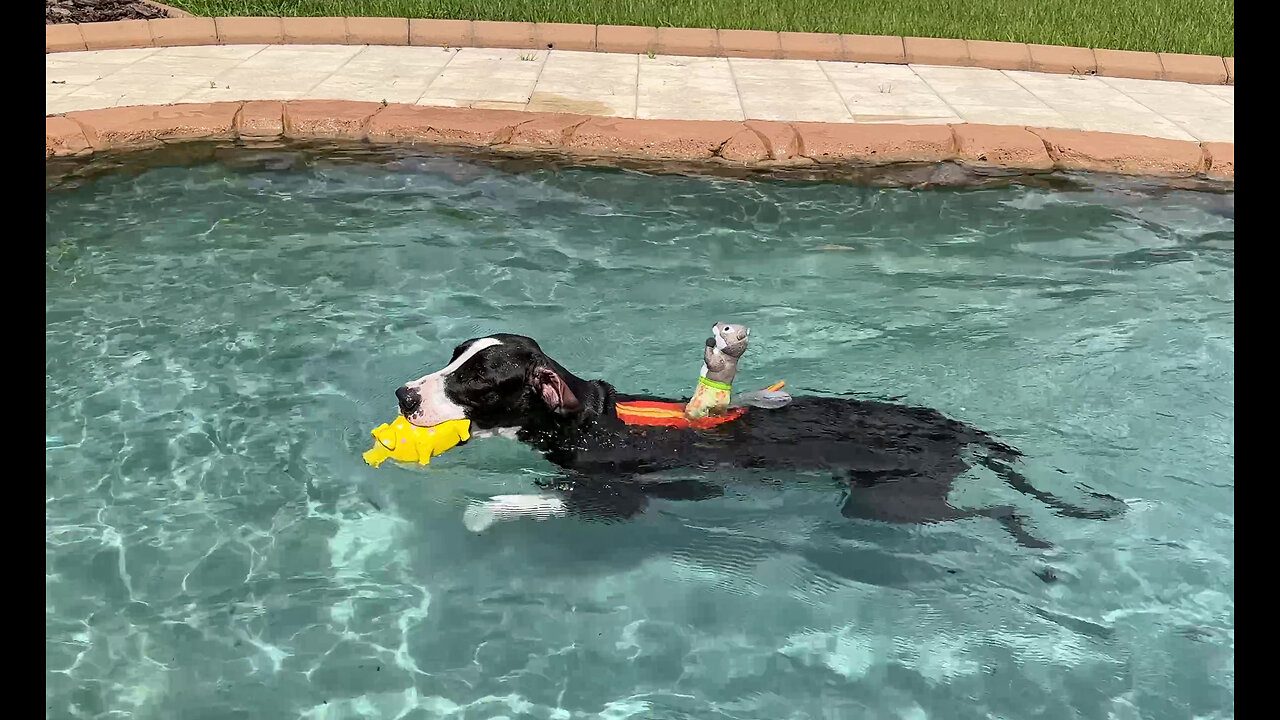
[394,334,1122,546]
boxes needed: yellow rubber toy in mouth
[362,416,471,468]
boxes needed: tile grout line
[999,69,1212,140]
[997,69,1075,128]
[52,47,162,109]
[297,45,369,100]
[904,64,967,122]
[724,57,750,122]
[816,61,857,124]
[916,65,1057,124]
[413,45,462,105]
[1163,117,1209,143]
[632,53,640,120]
[521,49,554,111]
[1096,76,1226,142]
[171,44,272,105]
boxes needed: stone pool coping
[44,101,1235,182]
[45,17,1235,86]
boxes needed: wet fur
[426,334,1124,547]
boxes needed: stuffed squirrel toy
[685,323,750,419]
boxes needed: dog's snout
[395,386,421,415]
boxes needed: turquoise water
[46,152,1233,720]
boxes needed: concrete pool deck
[45,20,1234,181]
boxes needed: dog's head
[395,334,596,430]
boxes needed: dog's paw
[462,494,568,532]
[462,502,499,533]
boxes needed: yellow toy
[362,416,471,468]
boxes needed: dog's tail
[976,437,1126,521]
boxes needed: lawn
[169,0,1233,57]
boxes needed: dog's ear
[528,365,582,414]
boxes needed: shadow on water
[47,138,1236,197]
[379,460,1061,596]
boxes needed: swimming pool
[46,150,1233,719]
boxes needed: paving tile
[1052,110,1197,141]
[46,82,76,114]
[177,44,363,102]
[1003,71,1154,114]
[49,93,126,114]
[730,58,850,122]
[1096,75,1197,95]
[853,114,963,124]
[527,50,637,117]
[1200,85,1234,103]
[55,79,197,111]
[1123,90,1232,117]
[54,48,160,65]
[821,61,936,91]
[46,58,128,86]
[308,45,455,104]
[123,50,253,77]
[637,55,743,121]
[43,45,1233,141]
[178,84,303,103]
[1099,77,1232,118]
[820,62,955,120]
[161,44,268,60]
[1163,114,1233,143]
[419,48,547,106]
[953,106,1071,127]
[912,64,1052,108]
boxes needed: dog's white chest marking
[470,427,520,441]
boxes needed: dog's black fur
[404,334,1122,547]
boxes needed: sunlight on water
[47,153,1233,719]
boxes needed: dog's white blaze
[437,337,503,377]
[403,337,503,426]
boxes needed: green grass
[169,0,1233,56]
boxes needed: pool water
[46,152,1233,720]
